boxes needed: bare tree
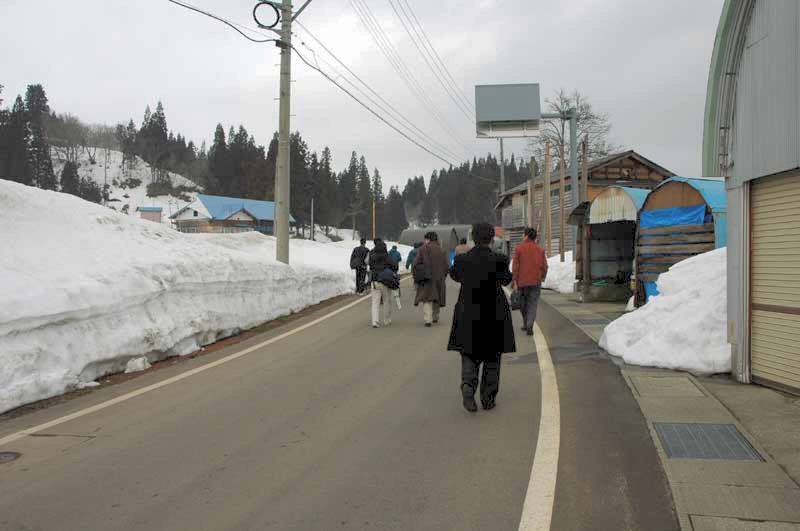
[526,89,622,174]
[47,113,86,164]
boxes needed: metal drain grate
[654,423,762,461]
[0,451,21,464]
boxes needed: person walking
[350,238,369,294]
[387,245,403,310]
[406,242,422,270]
[448,222,515,412]
[413,232,449,327]
[369,238,395,328]
[512,228,548,336]
[454,238,472,256]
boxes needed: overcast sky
[2,0,724,190]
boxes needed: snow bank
[51,148,200,223]
[599,248,729,374]
[0,180,355,413]
[328,239,415,271]
[542,251,575,294]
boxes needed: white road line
[0,292,375,448]
[518,322,561,531]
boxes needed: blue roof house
[170,194,295,234]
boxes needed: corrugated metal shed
[588,186,650,224]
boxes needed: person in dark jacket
[448,222,516,412]
[387,245,403,310]
[350,238,369,293]
[406,242,422,270]
[368,238,394,327]
[413,232,449,327]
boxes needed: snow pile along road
[542,251,575,294]
[599,247,729,374]
[0,180,356,413]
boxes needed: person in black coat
[350,239,370,293]
[447,222,516,412]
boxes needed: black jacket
[447,246,516,357]
[368,243,395,282]
[350,245,369,269]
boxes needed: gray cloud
[1,0,724,189]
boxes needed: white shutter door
[750,172,800,393]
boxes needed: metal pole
[274,0,293,264]
[499,138,505,194]
[569,109,578,256]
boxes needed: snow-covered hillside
[0,179,357,414]
[51,148,200,222]
[600,248,729,374]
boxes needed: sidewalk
[541,290,800,531]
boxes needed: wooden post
[528,156,535,228]
[543,143,552,256]
[559,146,566,263]
[372,198,376,240]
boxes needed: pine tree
[355,155,372,237]
[25,84,57,190]
[208,124,231,195]
[60,160,80,195]
[1,96,32,185]
[372,168,385,237]
[383,186,408,239]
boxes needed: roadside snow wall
[599,247,729,374]
[0,180,355,413]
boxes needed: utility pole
[559,148,566,262]
[310,197,314,241]
[499,138,505,195]
[569,108,578,256]
[274,0,293,264]
[543,142,552,256]
[372,197,376,240]
[528,156,535,228]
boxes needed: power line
[397,0,474,115]
[387,0,474,121]
[165,0,496,186]
[292,45,497,186]
[165,0,278,43]
[347,0,472,153]
[293,22,465,162]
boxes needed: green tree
[25,84,57,190]
[60,160,80,195]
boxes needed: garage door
[750,172,800,393]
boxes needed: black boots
[461,383,478,413]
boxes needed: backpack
[412,260,430,284]
[378,268,400,290]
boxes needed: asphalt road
[0,281,677,531]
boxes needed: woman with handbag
[447,222,516,412]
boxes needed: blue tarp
[668,177,726,213]
[644,281,660,299]
[639,204,707,229]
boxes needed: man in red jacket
[512,228,548,336]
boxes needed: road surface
[0,281,677,530]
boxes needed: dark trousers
[461,353,502,405]
[519,285,542,332]
[355,267,367,293]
